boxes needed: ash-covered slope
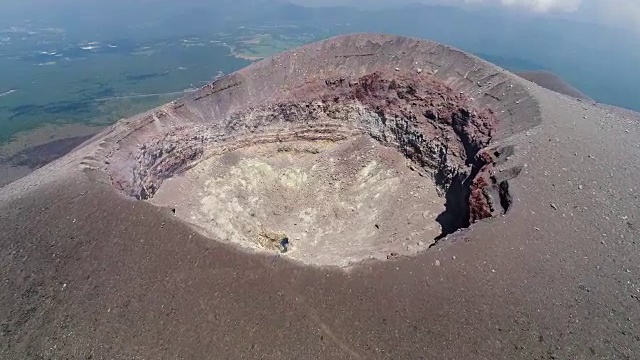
[1,34,638,359]
[517,70,592,101]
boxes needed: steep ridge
[517,70,592,101]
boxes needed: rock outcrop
[123,71,507,230]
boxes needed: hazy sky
[2,0,639,34]
[292,0,640,32]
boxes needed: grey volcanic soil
[1,34,639,359]
[0,129,99,188]
[517,70,592,101]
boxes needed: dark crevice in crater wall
[434,145,517,240]
[117,72,521,236]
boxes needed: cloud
[475,0,640,21]
[463,0,640,30]
[492,0,581,12]
[293,0,640,31]
[460,0,580,12]
[296,0,583,12]
[293,0,584,12]
[594,0,640,30]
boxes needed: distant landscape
[1,0,638,178]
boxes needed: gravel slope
[516,70,592,101]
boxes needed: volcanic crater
[103,34,537,267]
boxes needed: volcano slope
[1,34,639,359]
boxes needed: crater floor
[151,136,444,267]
